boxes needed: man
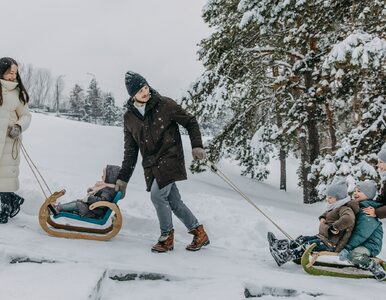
[116,71,209,253]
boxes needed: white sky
[3,0,210,106]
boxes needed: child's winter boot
[268,232,290,251]
[0,195,11,223]
[186,224,210,251]
[268,232,291,266]
[47,204,60,216]
[267,232,304,266]
[368,260,386,282]
[151,229,174,253]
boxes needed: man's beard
[135,93,151,104]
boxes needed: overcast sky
[3,0,210,106]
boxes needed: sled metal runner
[300,243,386,280]
[38,190,123,241]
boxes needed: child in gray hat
[339,179,385,281]
[268,179,358,267]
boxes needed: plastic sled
[39,190,123,241]
[300,243,386,281]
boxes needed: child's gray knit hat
[326,179,348,200]
[357,180,377,200]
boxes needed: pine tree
[183,0,275,181]
[69,83,85,120]
[102,93,118,125]
[310,3,386,200]
[86,78,103,123]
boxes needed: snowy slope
[0,113,385,300]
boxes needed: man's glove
[8,124,22,139]
[115,179,128,199]
[339,249,349,261]
[192,147,206,160]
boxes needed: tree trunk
[279,149,287,191]
[298,129,310,203]
[273,66,287,191]
[304,69,319,203]
[325,102,337,152]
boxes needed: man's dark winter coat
[117,90,203,191]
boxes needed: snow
[323,32,386,69]
[1,113,386,299]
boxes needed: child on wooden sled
[48,165,121,219]
[268,180,358,267]
[338,180,385,281]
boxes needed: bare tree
[19,63,34,92]
[19,64,54,109]
[54,75,66,114]
[32,69,54,109]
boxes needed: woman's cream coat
[0,79,31,192]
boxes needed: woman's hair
[0,57,29,105]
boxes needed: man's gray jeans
[151,181,199,235]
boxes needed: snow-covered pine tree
[102,93,118,126]
[185,0,385,202]
[310,1,386,200]
[182,0,276,181]
[236,0,385,202]
[86,78,103,123]
[69,83,85,120]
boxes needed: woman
[363,145,386,218]
[0,57,31,223]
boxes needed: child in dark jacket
[268,180,358,267]
[48,165,121,219]
[339,180,385,281]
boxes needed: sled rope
[207,161,293,240]
[19,140,52,198]
[12,138,20,160]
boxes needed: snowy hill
[0,113,385,300]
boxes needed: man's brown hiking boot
[186,225,210,251]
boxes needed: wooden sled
[39,190,123,241]
[300,243,386,280]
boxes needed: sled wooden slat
[301,243,386,280]
[38,190,123,241]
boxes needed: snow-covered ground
[0,113,385,300]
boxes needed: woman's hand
[8,124,21,139]
[363,206,376,217]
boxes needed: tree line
[19,64,124,126]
